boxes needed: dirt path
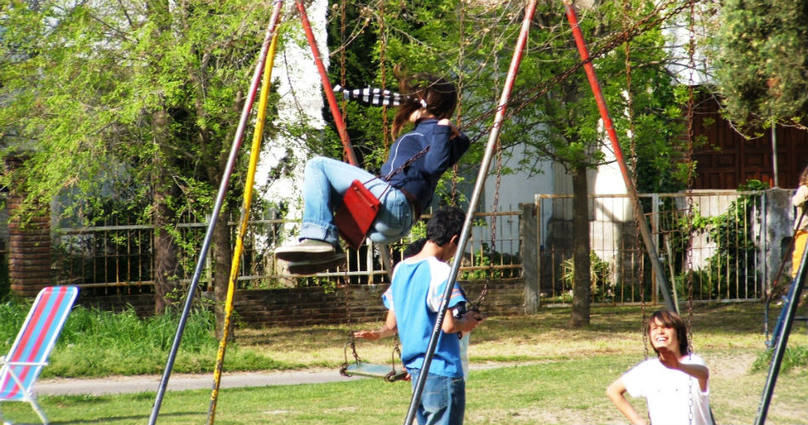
[34,368,361,396]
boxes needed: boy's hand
[353,330,380,340]
[462,311,484,332]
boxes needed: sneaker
[287,252,347,275]
[275,239,337,262]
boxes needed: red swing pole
[562,0,677,313]
[296,0,359,166]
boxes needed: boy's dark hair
[426,207,465,246]
[646,310,689,356]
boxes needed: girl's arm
[422,120,470,175]
[664,354,710,392]
[606,378,649,425]
[677,362,710,392]
[793,185,808,207]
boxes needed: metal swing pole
[147,3,283,423]
[403,1,537,423]
[562,0,677,313]
[207,21,282,425]
[755,243,808,425]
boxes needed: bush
[753,345,808,373]
[561,251,613,303]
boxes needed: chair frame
[0,286,78,425]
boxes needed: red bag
[334,180,381,249]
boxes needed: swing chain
[685,0,697,355]
[349,331,361,363]
[339,332,362,377]
[620,0,649,359]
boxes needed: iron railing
[53,210,523,290]
[536,190,768,304]
[52,190,774,305]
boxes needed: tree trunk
[212,207,232,340]
[570,164,591,327]
[152,109,181,315]
[206,92,242,340]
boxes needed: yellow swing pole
[206,26,281,425]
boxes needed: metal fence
[53,190,774,305]
[53,209,523,290]
[536,190,769,304]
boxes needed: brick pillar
[6,159,52,297]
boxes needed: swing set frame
[146,1,685,424]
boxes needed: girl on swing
[607,310,714,425]
[275,73,471,275]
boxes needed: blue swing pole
[402,1,537,423]
[147,2,284,423]
[755,241,808,425]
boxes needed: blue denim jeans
[299,156,414,246]
[408,369,466,425]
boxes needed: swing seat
[334,180,381,249]
[339,362,408,382]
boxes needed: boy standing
[361,207,482,425]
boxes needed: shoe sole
[275,246,336,262]
[287,255,347,275]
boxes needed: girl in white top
[607,310,714,425]
[791,165,808,277]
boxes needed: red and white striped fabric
[0,286,78,424]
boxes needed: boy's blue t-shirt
[383,256,467,378]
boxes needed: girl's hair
[646,310,689,356]
[799,164,808,186]
[402,237,427,259]
[392,71,458,137]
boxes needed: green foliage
[684,180,767,299]
[0,300,290,377]
[0,1,286,306]
[459,241,519,281]
[325,1,687,199]
[561,251,613,303]
[753,345,808,373]
[711,0,808,130]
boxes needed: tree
[0,1,272,328]
[324,0,687,326]
[711,0,808,131]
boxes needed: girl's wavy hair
[646,310,689,356]
[799,164,808,186]
[392,69,458,137]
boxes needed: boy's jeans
[408,369,466,425]
[299,156,414,246]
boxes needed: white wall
[254,0,329,244]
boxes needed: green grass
[0,302,301,377]
[2,352,808,424]
[3,301,808,424]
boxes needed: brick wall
[74,279,527,327]
[7,193,52,297]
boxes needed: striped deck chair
[0,286,78,425]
